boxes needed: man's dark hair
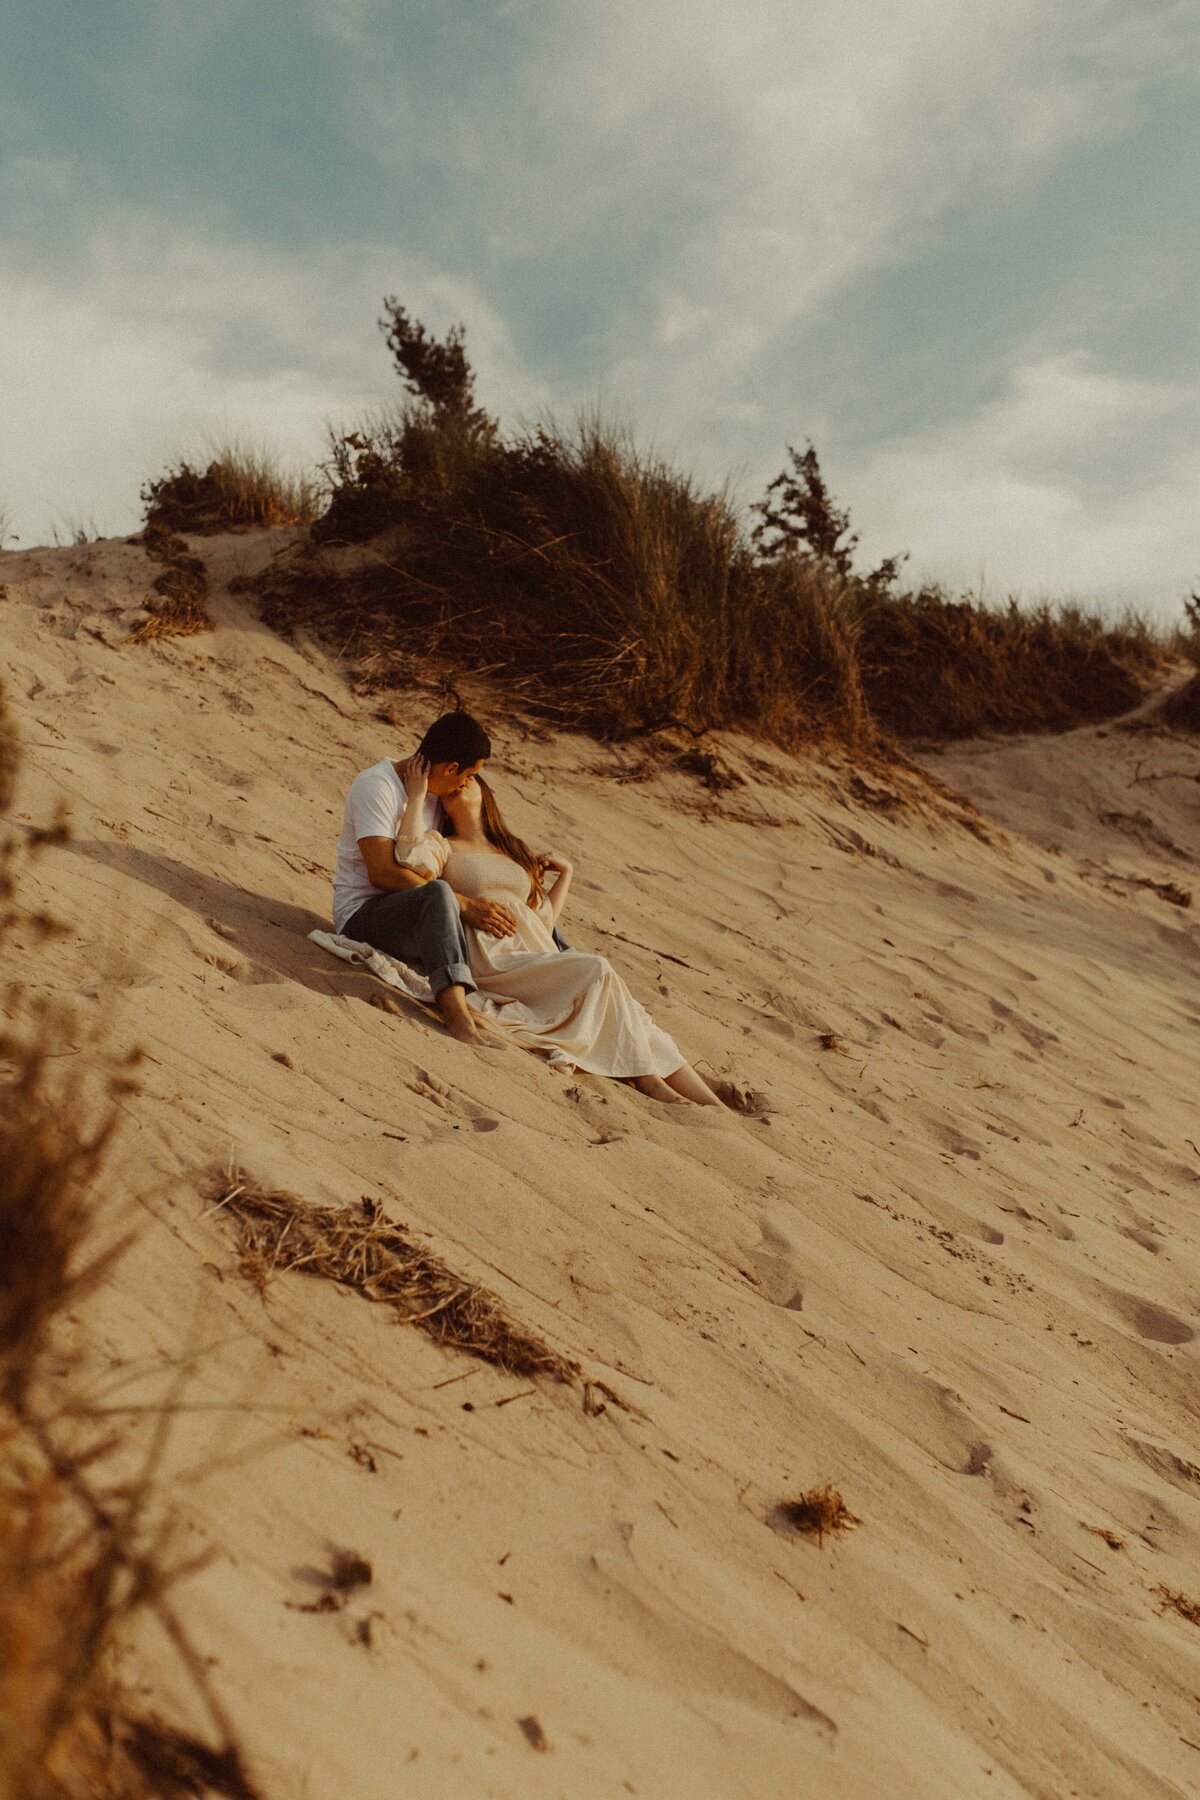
[418,712,491,767]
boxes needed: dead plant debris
[329,1549,373,1592]
[774,1484,861,1547]
[209,1165,591,1390]
[129,524,212,641]
[1138,877,1192,909]
[1081,1523,1125,1550]
[516,1715,549,1752]
[817,1030,849,1054]
[1156,1585,1200,1626]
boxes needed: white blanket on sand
[308,929,440,1008]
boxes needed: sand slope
[4,533,1200,1798]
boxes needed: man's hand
[397,752,430,802]
[460,896,518,937]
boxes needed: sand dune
[4,531,1200,1798]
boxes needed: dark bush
[142,450,318,534]
[857,591,1157,739]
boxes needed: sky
[2,0,1198,616]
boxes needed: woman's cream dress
[397,830,682,1078]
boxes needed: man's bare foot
[444,1015,509,1049]
[437,986,506,1049]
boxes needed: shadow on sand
[69,837,391,1011]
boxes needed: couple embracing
[332,712,724,1109]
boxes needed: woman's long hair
[444,776,545,907]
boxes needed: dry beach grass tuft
[775,1484,861,1547]
[210,1165,584,1387]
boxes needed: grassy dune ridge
[141,300,1182,751]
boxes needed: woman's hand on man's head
[398,753,430,800]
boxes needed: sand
[3,530,1200,1798]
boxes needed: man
[333,712,518,1046]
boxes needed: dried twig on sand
[775,1483,861,1547]
[210,1165,582,1386]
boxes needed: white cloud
[319,0,1200,451]
[5,1,1197,609]
[844,352,1200,615]
[0,220,547,545]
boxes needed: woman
[394,755,721,1106]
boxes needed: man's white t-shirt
[332,758,440,933]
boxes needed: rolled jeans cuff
[428,959,475,999]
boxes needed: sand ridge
[3,531,1200,1797]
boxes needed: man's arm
[359,837,431,893]
[359,837,516,936]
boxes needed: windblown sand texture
[3,531,1200,1798]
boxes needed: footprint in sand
[225,959,287,987]
[916,1109,985,1161]
[1121,1434,1200,1495]
[988,999,1059,1052]
[412,1070,501,1140]
[209,953,296,1011]
[962,1441,994,1477]
[747,1219,806,1312]
[1108,1163,1157,1195]
[1111,1293,1194,1345]
[1119,1226,1165,1256]
[78,945,158,996]
[884,1372,998,1479]
[563,1080,627,1145]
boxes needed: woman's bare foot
[710,1078,772,1115]
[626,1074,685,1104]
[664,1062,723,1107]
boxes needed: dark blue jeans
[344,881,473,998]
[344,881,571,998]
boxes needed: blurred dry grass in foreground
[0,682,260,1800]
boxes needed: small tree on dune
[379,299,496,438]
[752,440,904,599]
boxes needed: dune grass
[245,300,1173,751]
[855,590,1161,739]
[142,443,320,534]
[1158,596,1200,731]
[129,524,212,642]
[263,401,1165,751]
[265,411,877,748]
[143,304,1170,752]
